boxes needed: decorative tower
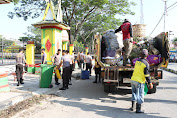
[32,0,70,64]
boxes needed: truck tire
[104,84,110,93]
[148,85,157,94]
[104,84,117,93]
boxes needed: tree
[8,0,135,44]
[0,35,15,52]
[18,26,41,53]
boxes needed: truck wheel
[104,84,117,93]
[104,84,110,93]
[110,85,117,93]
[148,85,157,94]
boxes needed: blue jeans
[131,80,144,104]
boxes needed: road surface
[10,69,177,118]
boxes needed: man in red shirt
[115,19,133,66]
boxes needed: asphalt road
[11,69,177,118]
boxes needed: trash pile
[101,30,167,66]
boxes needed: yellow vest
[131,60,149,83]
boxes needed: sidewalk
[162,63,177,74]
[0,65,60,111]
[0,64,92,112]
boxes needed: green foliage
[0,35,15,51]
[73,40,85,52]
[9,0,136,45]
[19,26,41,53]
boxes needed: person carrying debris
[130,49,153,113]
[115,19,133,66]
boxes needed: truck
[94,32,169,94]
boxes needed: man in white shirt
[79,51,85,70]
[85,52,92,75]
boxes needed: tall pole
[140,0,144,24]
[1,38,3,64]
[164,0,167,32]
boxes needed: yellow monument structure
[32,0,70,64]
[26,41,35,65]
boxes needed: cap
[124,19,129,22]
[41,48,45,51]
[142,49,148,57]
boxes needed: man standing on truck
[130,49,153,113]
[115,19,133,66]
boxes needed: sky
[0,0,177,41]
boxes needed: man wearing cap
[58,50,71,90]
[52,49,61,85]
[115,19,133,66]
[41,48,47,64]
[16,49,27,86]
[130,49,153,113]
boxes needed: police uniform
[53,53,61,85]
[61,54,71,89]
[85,55,92,75]
[16,53,25,85]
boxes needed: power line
[149,1,177,36]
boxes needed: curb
[161,68,177,74]
[0,86,58,111]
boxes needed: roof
[32,20,70,30]
[32,1,70,30]
[0,0,11,4]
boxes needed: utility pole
[163,0,168,32]
[140,0,144,24]
[1,38,3,64]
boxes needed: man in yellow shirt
[131,49,153,113]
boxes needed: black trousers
[86,63,92,74]
[16,64,23,82]
[95,67,101,82]
[70,64,73,81]
[62,67,71,87]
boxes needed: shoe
[20,79,24,84]
[55,82,60,85]
[59,87,66,90]
[65,86,69,89]
[20,81,24,84]
[136,103,144,113]
[69,82,72,85]
[130,101,136,111]
[17,81,20,86]
[93,81,97,83]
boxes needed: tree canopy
[9,0,136,45]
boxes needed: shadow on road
[50,99,167,118]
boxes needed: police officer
[58,50,71,90]
[85,52,92,75]
[130,49,153,113]
[52,49,61,85]
[41,48,47,64]
[79,51,85,70]
[16,49,27,86]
